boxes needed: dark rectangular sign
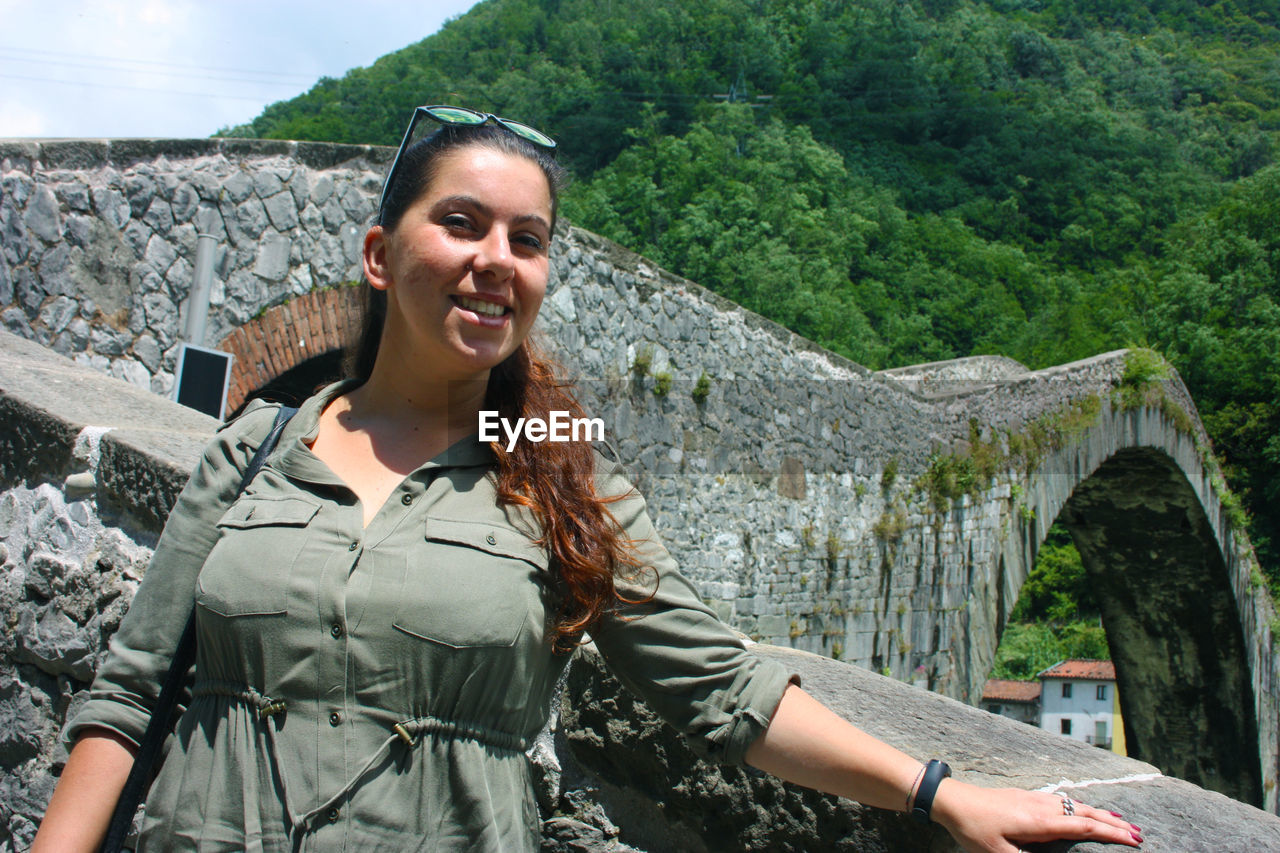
[172,343,233,420]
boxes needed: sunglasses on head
[377,104,557,223]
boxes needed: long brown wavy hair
[350,122,643,651]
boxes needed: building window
[1097,684,1107,701]
[1061,719,1072,735]
[1062,683,1073,699]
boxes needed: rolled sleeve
[65,401,280,747]
[589,460,799,765]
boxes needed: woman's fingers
[1017,794,1144,847]
[933,782,1144,852]
[1055,795,1144,845]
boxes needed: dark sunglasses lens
[499,119,557,149]
[426,106,487,126]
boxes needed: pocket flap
[425,517,547,568]
[217,496,320,529]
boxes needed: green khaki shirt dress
[69,381,797,852]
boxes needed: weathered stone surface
[16,608,93,680]
[0,678,44,764]
[23,186,61,244]
[540,817,642,853]
[552,643,1280,852]
[0,329,213,489]
[91,186,131,231]
[132,333,162,372]
[262,190,299,231]
[0,769,55,851]
[254,231,291,281]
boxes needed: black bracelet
[910,759,952,825]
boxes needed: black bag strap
[100,404,298,853]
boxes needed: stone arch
[987,397,1275,808]
[1060,446,1261,804]
[217,285,363,411]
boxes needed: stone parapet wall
[1,138,388,399]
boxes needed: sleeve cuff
[693,656,801,766]
[63,695,150,750]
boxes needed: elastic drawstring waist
[190,685,530,852]
[390,714,529,752]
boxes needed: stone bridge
[1,139,1277,845]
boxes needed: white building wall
[1040,678,1115,746]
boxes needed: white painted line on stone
[1037,772,1164,792]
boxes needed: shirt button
[330,622,343,639]
[348,541,359,551]
[326,808,340,824]
[401,493,413,505]
[486,534,496,545]
[329,711,342,726]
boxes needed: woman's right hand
[932,779,1143,852]
[31,728,136,853]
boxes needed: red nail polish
[1109,811,1123,817]
[1131,831,1143,843]
[1130,824,1141,832]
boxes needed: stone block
[143,233,177,276]
[0,255,11,308]
[0,678,44,765]
[90,186,131,231]
[235,198,269,240]
[3,306,33,338]
[321,196,346,233]
[16,607,93,681]
[263,191,299,231]
[38,296,77,334]
[142,197,174,233]
[23,185,61,243]
[288,170,311,208]
[123,173,157,218]
[141,292,178,342]
[222,170,253,204]
[253,169,283,199]
[54,181,90,213]
[340,222,362,265]
[171,183,200,223]
[311,174,334,205]
[132,334,162,372]
[254,232,292,281]
[121,220,151,259]
[111,357,151,391]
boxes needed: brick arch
[217,286,364,412]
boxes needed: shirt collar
[273,379,495,485]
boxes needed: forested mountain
[224,0,1280,590]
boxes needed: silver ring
[1055,792,1076,816]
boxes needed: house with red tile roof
[980,678,1042,726]
[1037,659,1125,754]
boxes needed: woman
[35,107,1143,852]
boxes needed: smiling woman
[363,145,552,388]
[34,107,1143,853]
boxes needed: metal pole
[185,232,217,346]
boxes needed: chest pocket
[392,518,548,649]
[197,495,320,617]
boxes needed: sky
[0,0,481,139]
